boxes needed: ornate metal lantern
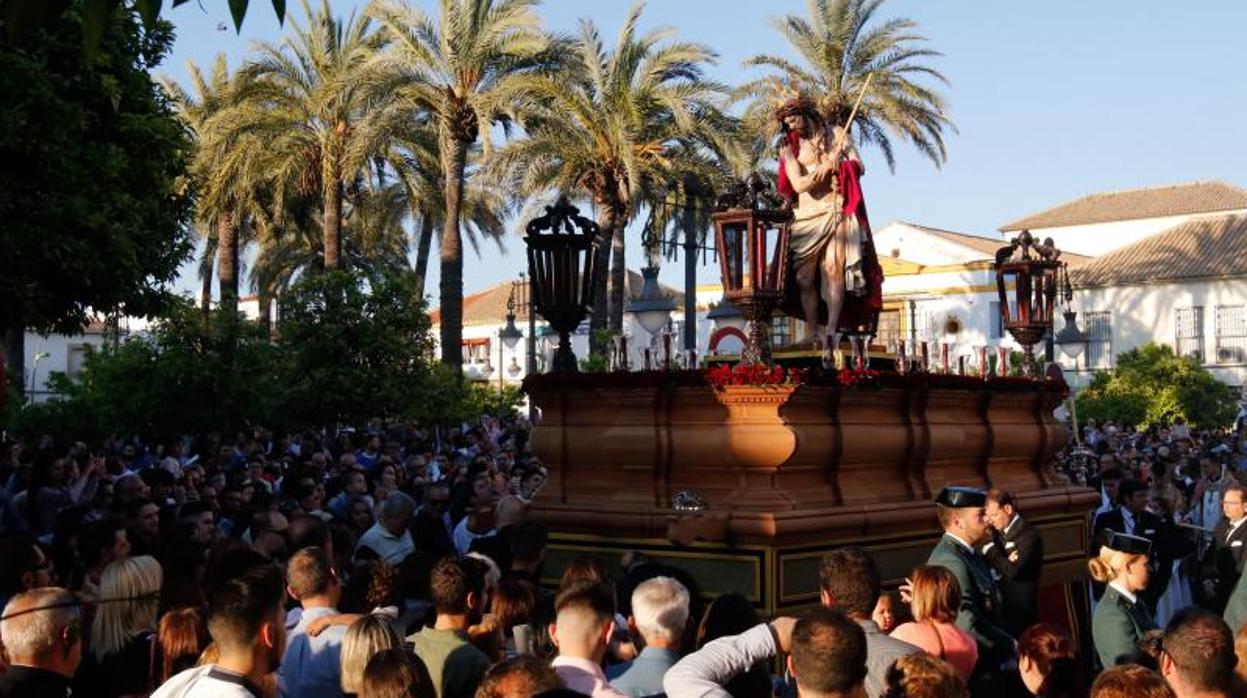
[711,208,792,363]
[994,230,1063,377]
[525,198,603,372]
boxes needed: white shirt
[452,517,496,555]
[356,522,415,565]
[944,532,976,554]
[1120,506,1136,535]
[279,606,348,698]
[1227,516,1247,542]
[152,666,261,698]
[1108,581,1138,605]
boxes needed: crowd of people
[0,415,1245,698]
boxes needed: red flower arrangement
[706,362,806,387]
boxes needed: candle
[896,339,908,375]
[920,341,930,372]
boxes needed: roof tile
[1069,213,1247,288]
[1000,181,1247,231]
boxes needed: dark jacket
[927,534,1013,661]
[1092,584,1155,668]
[0,666,72,698]
[1204,518,1247,609]
[982,515,1043,635]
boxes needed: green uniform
[927,534,1014,662]
[1092,584,1155,668]
[1224,570,1247,636]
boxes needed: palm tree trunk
[608,216,627,334]
[200,262,213,316]
[323,164,344,271]
[2,325,24,402]
[439,137,469,368]
[589,202,619,355]
[413,215,435,302]
[217,212,239,317]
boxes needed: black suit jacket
[1091,507,1178,605]
[1204,519,1247,608]
[983,515,1043,634]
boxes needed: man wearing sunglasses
[0,587,82,698]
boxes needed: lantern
[994,230,1063,377]
[711,207,792,364]
[525,198,604,372]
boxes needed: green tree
[739,0,953,171]
[488,2,736,344]
[366,0,552,369]
[14,302,282,441]
[1076,342,1239,430]
[276,269,436,428]
[0,4,193,394]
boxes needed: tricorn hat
[1100,530,1152,556]
[935,486,987,508]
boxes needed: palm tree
[381,118,509,302]
[224,0,385,272]
[162,55,248,316]
[366,0,551,368]
[487,2,738,341]
[739,0,953,171]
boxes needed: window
[461,339,491,364]
[1175,306,1205,362]
[1216,305,1247,364]
[67,345,89,379]
[876,309,901,347]
[772,315,793,348]
[1085,311,1113,368]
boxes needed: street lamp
[1053,265,1089,363]
[707,300,745,332]
[711,204,792,364]
[994,230,1063,378]
[628,265,676,336]
[524,197,604,372]
[498,282,524,397]
[29,351,50,402]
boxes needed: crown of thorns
[768,79,820,122]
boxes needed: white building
[432,270,686,385]
[19,295,269,402]
[999,181,1247,392]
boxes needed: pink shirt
[891,621,978,679]
[551,656,628,698]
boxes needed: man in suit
[924,486,1014,692]
[982,489,1044,635]
[1201,482,1247,612]
[1091,478,1179,607]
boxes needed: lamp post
[994,230,1063,378]
[1053,264,1089,369]
[628,264,676,344]
[524,198,604,373]
[499,282,524,398]
[28,351,50,403]
[711,204,791,364]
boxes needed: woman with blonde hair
[340,614,403,696]
[890,565,978,679]
[74,554,163,697]
[1089,531,1155,668]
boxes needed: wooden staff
[831,72,874,154]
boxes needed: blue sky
[160,0,1247,298]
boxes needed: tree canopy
[1076,342,1240,430]
[0,4,192,336]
